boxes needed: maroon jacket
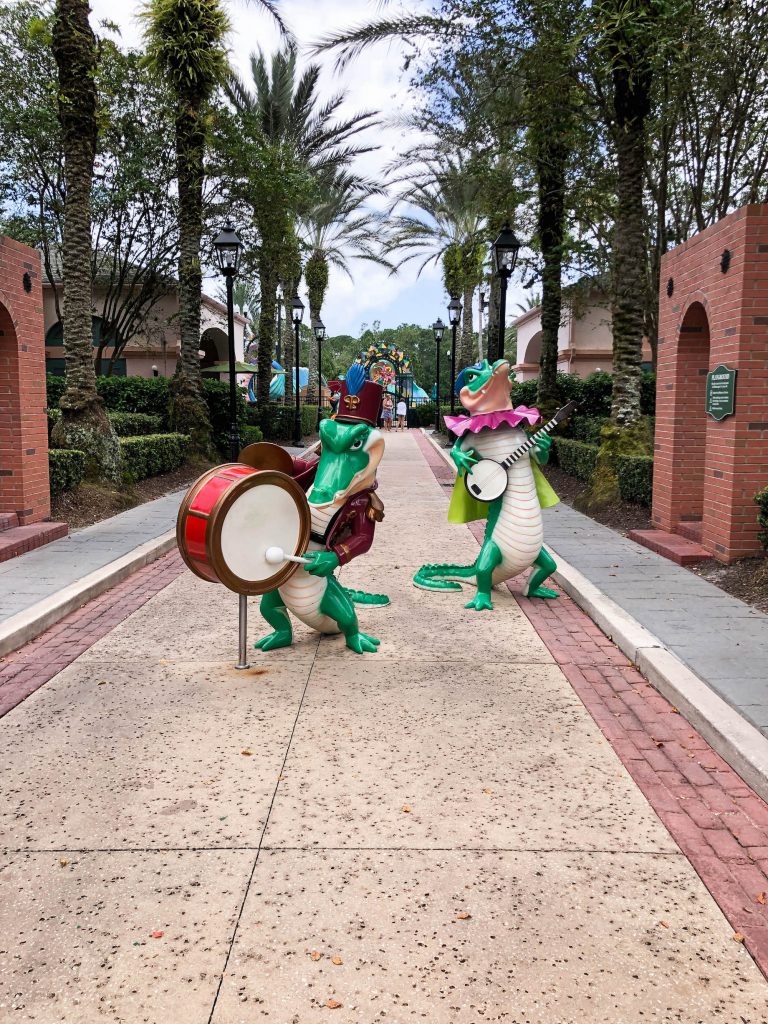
[312,484,384,567]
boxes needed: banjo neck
[497,401,578,470]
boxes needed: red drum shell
[176,464,310,595]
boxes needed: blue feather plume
[345,362,366,396]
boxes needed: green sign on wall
[705,364,737,421]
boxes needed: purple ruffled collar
[443,405,541,438]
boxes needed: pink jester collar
[443,405,541,438]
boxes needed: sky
[88,0,525,340]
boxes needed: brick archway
[654,205,768,561]
[0,236,50,525]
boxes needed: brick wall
[654,205,768,562]
[0,236,50,524]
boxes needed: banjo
[464,400,578,503]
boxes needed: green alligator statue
[256,368,389,655]
[414,358,560,611]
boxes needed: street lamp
[432,318,445,432]
[213,223,243,462]
[479,289,488,360]
[492,224,521,363]
[312,316,326,431]
[213,223,249,672]
[448,296,462,417]
[291,294,305,447]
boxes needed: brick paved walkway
[415,428,768,978]
[1,432,766,1022]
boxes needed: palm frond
[310,14,451,72]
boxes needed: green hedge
[49,449,86,496]
[46,374,246,455]
[120,433,189,483]
[755,486,768,551]
[302,405,318,436]
[240,424,264,447]
[617,455,654,507]
[509,370,655,419]
[553,437,599,482]
[247,403,317,441]
[571,415,609,445]
[47,408,163,441]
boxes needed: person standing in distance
[396,398,407,431]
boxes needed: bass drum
[176,464,311,595]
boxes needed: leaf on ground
[733,932,744,943]
[401,804,412,813]
[331,956,343,965]
[150,931,164,939]
[97,680,107,686]
[756,892,766,905]
[654,741,664,748]
[59,858,69,867]
[310,950,322,961]
[482,788,493,795]
[456,912,472,920]
[659,920,669,929]
[241,750,252,756]
[326,999,342,1009]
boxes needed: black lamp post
[479,288,488,360]
[432,318,445,432]
[448,296,462,416]
[492,224,521,364]
[312,316,326,431]
[291,294,305,447]
[213,223,243,461]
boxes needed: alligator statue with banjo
[177,363,389,655]
[414,358,575,611]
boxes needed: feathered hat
[336,363,383,427]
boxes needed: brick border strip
[413,429,768,978]
[0,549,184,718]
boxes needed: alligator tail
[342,586,390,607]
[412,563,477,592]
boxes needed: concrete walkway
[0,490,184,623]
[1,431,766,1022]
[542,502,768,738]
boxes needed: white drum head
[211,471,310,594]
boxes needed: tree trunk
[50,0,120,480]
[305,252,328,404]
[536,149,567,416]
[611,64,650,429]
[459,283,475,371]
[257,260,278,404]
[169,105,212,453]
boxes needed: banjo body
[463,400,577,503]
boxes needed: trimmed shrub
[247,403,296,441]
[109,412,163,437]
[553,437,598,482]
[571,415,609,445]
[755,486,768,551]
[302,405,318,436]
[617,455,654,507]
[45,373,66,408]
[120,433,189,483]
[49,449,86,496]
[201,379,248,454]
[510,378,539,408]
[641,372,656,416]
[240,424,264,447]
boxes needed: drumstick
[265,546,311,566]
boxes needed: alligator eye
[350,438,364,450]
[465,372,476,383]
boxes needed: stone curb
[420,428,768,802]
[0,530,177,659]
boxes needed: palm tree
[225,44,378,403]
[386,158,485,373]
[301,171,389,402]
[50,0,120,479]
[141,0,284,451]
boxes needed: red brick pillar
[654,206,768,562]
[0,236,50,524]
